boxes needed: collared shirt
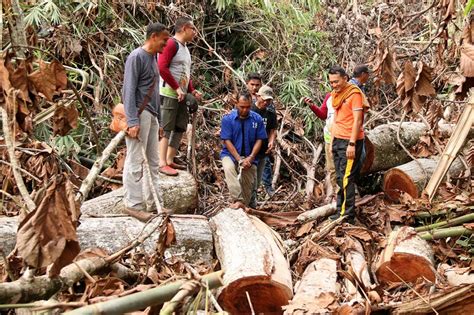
[251,103,277,157]
[349,77,366,94]
[220,109,267,165]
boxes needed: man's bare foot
[229,201,245,209]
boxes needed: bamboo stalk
[415,213,474,232]
[64,271,224,315]
[418,226,473,241]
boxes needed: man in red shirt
[158,17,202,176]
[328,66,367,223]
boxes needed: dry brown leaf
[397,61,436,114]
[75,248,109,261]
[466,142,474,167]
[373,41,397,86]
[86,277,127,299]
[165,221,176,247]
[52,104,79,136]
[344,227,373,242]
[296,221,313,237]
[28,60,67,101]
[16,174,80,276]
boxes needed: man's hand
[176,87,186,102]
[265,141,274,154]
[128,126,140,138]
[302,97,314,106]
[242,156,253,169]
[192,90,203,101]
[346,145,355,160]
[159,127,164,139]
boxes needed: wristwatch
[348,142,355,146]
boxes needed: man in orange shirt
[328,66,367,223]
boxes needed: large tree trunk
[210,208,292,314]
[362,122,474,174]
[375,226,435,284]
[0,215,213,265]
[81,171,198,216]
[283,258,338,314]
[383,157,466,199]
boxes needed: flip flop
[159,165,178,176]
[169,162,187,170]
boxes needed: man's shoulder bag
[110,78,156,133]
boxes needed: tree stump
[0,215,213,265]
[283,258,338,314]
[376,226,435,284]
[210,208,293,314]
[81,171,198,216]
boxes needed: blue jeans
[262,156,273,189]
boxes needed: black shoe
[329,213,340,221]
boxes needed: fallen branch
[64,271,224,315]
[0,105,36,213]
[297,194,380,224]
[76,130,126,203]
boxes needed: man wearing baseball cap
[249,85,278,207]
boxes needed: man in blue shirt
[221,91,267,209]
[349,64,370,94]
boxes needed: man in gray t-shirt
[122,23,169,220]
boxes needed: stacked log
[361,122,474,174]
[81,171,198,216]
[376,226,436,284]
[210,208,293,314]
[383,157,466,199]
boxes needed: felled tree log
[0,215,213,265]
[81,171,198,216]
[376,226,435,284]
[344,239,372,298]
[383,158,465,199]
[283,258,338,314]
[210,208,293,314]
[362,122,473,174]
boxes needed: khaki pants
[123,110,161,211]
[222,156,256,205]
[325,142,337,197]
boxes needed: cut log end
[361,136,375,174]
[383,168,418,199]
[376,227,435,285]
[218,276,291,314]
[376,253,436,283]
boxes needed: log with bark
[210,208,293,314]
[383,157,466,199]
[283,258,338,314]
[80,171,198,216]
[361,122,474,174]
[0,215,213,265]
[375,226,436,284]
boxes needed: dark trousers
[332,138,366,219]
